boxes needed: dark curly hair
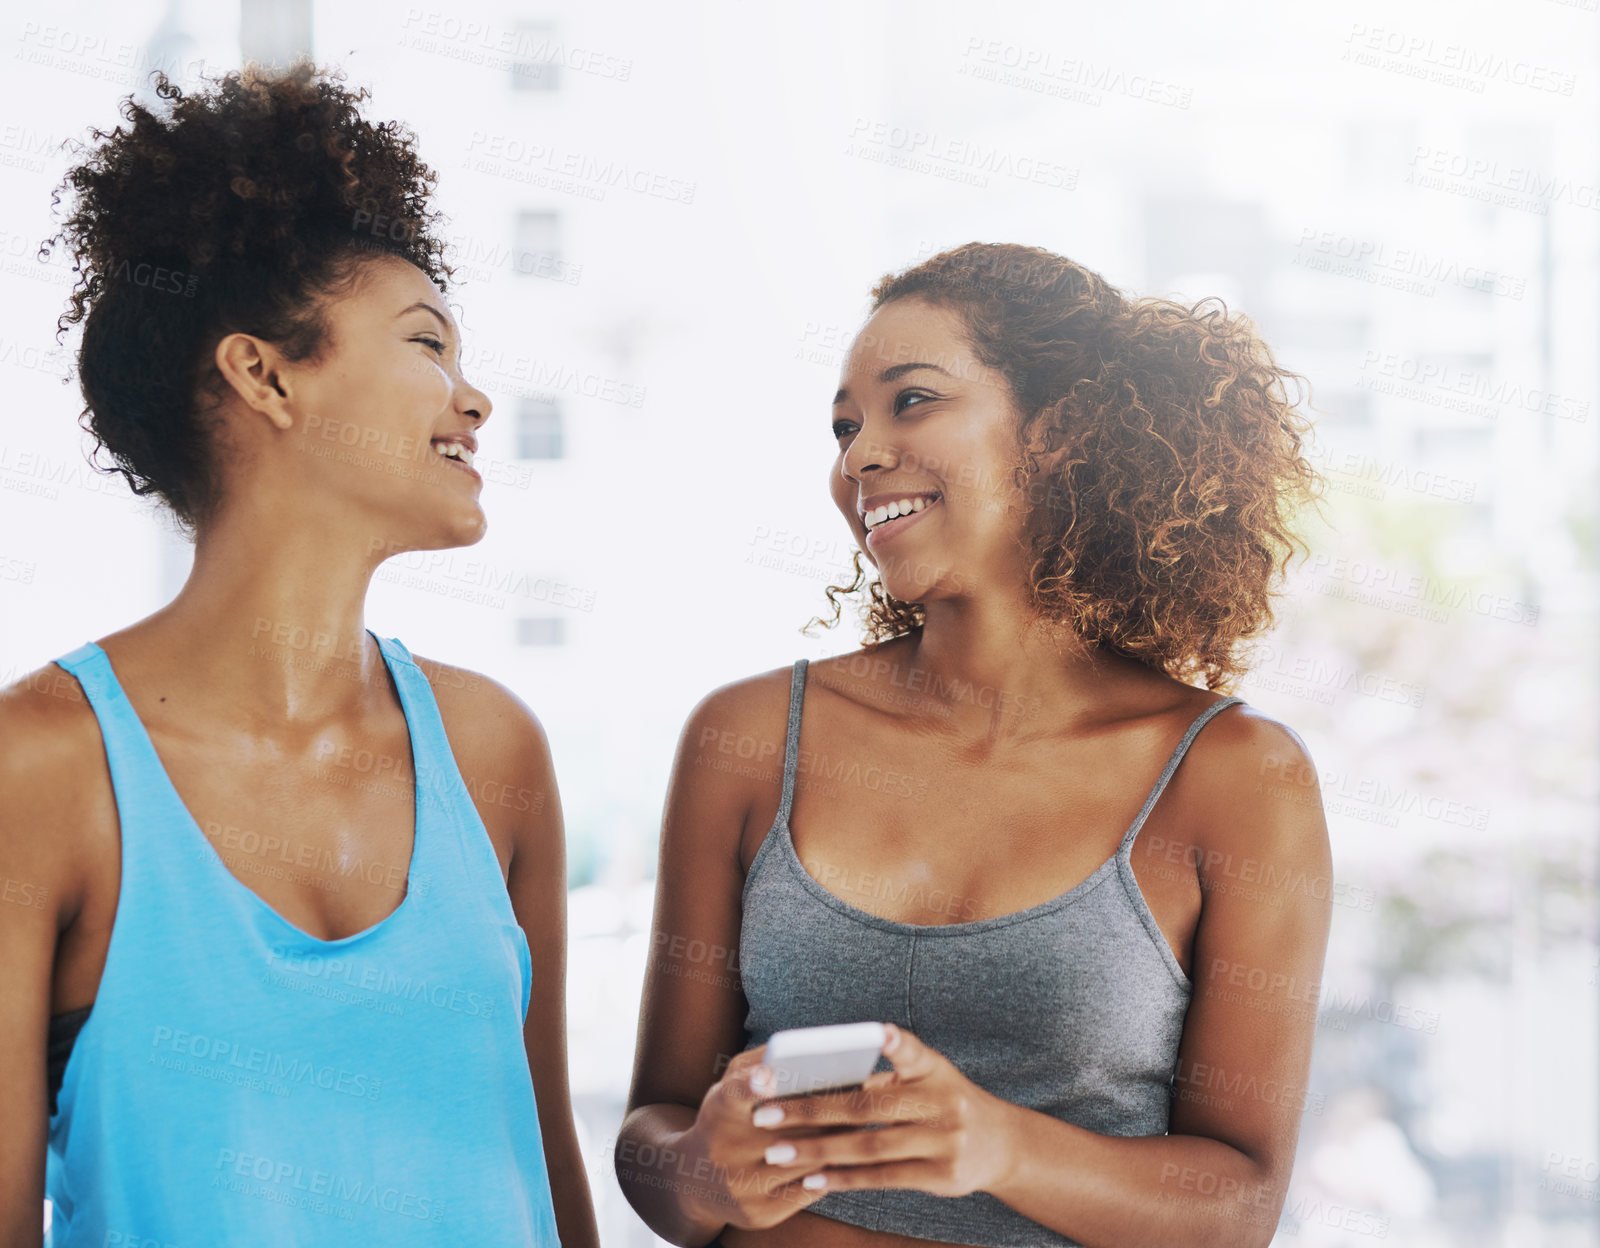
[808,242,1323,692]
[41,57,455,535]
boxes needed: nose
[457,375,492,427]
[841,428,896,482]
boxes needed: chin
[879,563,950,601]
[449,514,489,547]
[406,513,488,552]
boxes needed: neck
[900,590,1143,741]
[133,506,395,726]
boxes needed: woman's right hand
[675,1046,836,1233]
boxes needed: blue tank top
[45,632,562,1246]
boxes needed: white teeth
[433,441,474,467]
[865,496,934,531]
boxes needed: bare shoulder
[408,652,551,774]
[404,654,560,881]
[1179,695,1331,862]
[0,660,102,800]
[0,661,108,920]
[657,661,804,871]
[676,661,798,760]
[1183,696,1321,792]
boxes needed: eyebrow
[395,301,456,336]
[833,361,954,406]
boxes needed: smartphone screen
[763,1022,888,1098]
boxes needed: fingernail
[764,1143,797,1165]
[752,1105,785,1127]
[751,1065,776,1094]
[802,1172,827,1191]
[883,1023,901,1052]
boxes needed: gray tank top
[739,659,1245,1247]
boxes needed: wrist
[668,1124,732,1232]
[978,1092,1030,1197]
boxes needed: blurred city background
[2,0,1595,1244]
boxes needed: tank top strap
[776,658,809,822]
[1117,694,1245,858]
[369,633,465,804]
[51,642,191,877]
[368,633,511,914]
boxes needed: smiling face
[217,252,494,554]
[829,297,1035,606]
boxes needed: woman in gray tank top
[617,243,1331,1248]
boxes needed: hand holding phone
[760,1021,888,1099]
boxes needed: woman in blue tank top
[0,61,596,1247]
[618,245,1333,1247]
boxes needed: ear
[213,332,298,432]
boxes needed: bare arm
[981,713,1332,1246]
[505,707,600,1248]
[430,664,599,1248]
[0,677,91,1248]
[615,673,823,1246]
[781,708,1333,1248]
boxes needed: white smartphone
[762,1021,888,1098]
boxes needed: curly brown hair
[41,58,455,535]
[807,242,1323,692]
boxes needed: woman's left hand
[750,1023,1018,1198]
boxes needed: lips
[860,491,942,529]
[434,453,480,480]
[863,493,939,549]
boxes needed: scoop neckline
[78,630,423,948]
[772,807,1125,937]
